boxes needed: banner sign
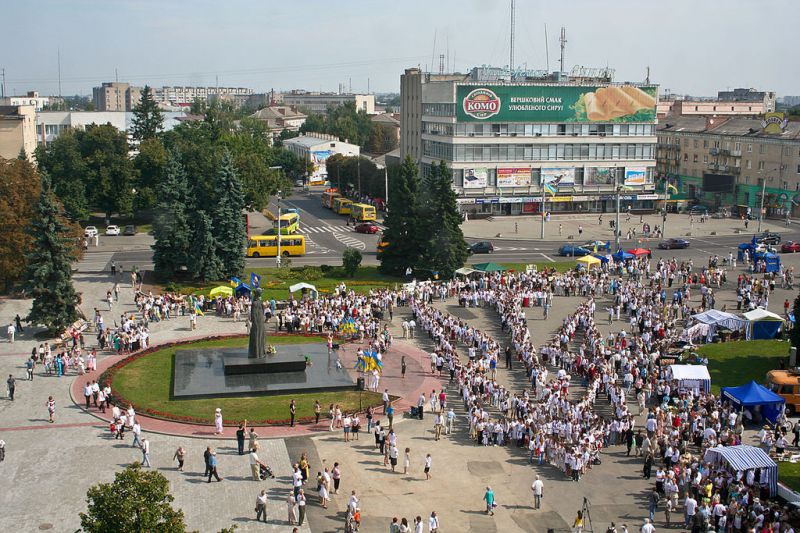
[497,168,531,187]
[310,150,332,183]
[457,84,658,123]
[586,167,616,185]
[637,194,659,200]
[624,167,647,186]
[541,167,576,187]
[463,167,488,189]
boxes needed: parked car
[123,225,136,236]
[557,244,591,256]
[354,222,380,234]
[469,241,495,254]
[581,240,611,252]
[105,225,120,236]
[756,232,781,245]
[781,241,800,253]
[688,205,709,215]
[658,238,690,249]
[84,226,98,238]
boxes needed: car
[105,225,120,236]
[688,205,709,215]
[294,179,304,187]
[756,232,781,245]
[123,225,136,236]
[557,244,591,256]
[781,241,800,253]
[354,222,380,234]
[84,226,98,238]
[658,238,690,249]
[755,243,777,254]
[469,241,495,254]
[581,240,611,252]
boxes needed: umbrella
[627,248,651,257]
[209,286,233,297]
[471,262,508,272]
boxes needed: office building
[400,66,659,216]
[0,105,37,160]
[36,110,186,145]
[284,133,360,185]
[0,91,59,112]
[153,86,253,106]
[282,91,375,115]
[93,82,141,111]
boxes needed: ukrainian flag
[230,276,241,288]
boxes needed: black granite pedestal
[172,343,355,399]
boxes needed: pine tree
[131,85,164,142]
[420,161,469,279]
[378,156,424,276]
[187,210,223,281]
[151,152,192,279]
[210,151,246,277]
[23,176,81,334]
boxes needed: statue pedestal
[223,352,306,375]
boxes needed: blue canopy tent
[703,445,778,497]
[743,308,784,340]
[721,380,785,423]
[592,254,611,264]
[234,283,251,297]
[763,252,781,274]
[612,250,634,262]
[737,242,754,262]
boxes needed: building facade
[284,133,360,185]
[282,91,375,115]
[0,105,37,160]
[656,115,800,217]
[36,111,186,145]
[400,67,659,216]
[153,86,253,106]
[249,105,306,138]
[92,82,142,112]
[0,91,58,112]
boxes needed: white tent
[454,267,476,276]
[744,308,785,340]
[289,282,317,298]
[691,310,746,342]
[666,364,711,393]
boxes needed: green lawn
[110,335,381,425]
[698,339,790,394]
[778,462,800,492]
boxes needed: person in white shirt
[131,422,142,448]
[424,453,432,480]
[140,438,151,467]
[255,489,268,522]
[250,449,266,480]
[428,511,439,533]
[531,475,544,509]
[640,518,655,533]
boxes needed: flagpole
[540,180,545,239]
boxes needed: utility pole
[662,176,669,239]
[384,165,389,208]
[509,0,515,72]
[615,167,621,250]
[1,68,5,98]
[540,184,545,239]
[57,48,62,97]
[559,27,567,74]
[357,156,361,195]
[758,176,767,233]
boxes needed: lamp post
[275,192,282,267]
[615,167,621,250]
[757,176,767,233]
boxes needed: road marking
[332,232,366,250]
[539,253,556,263]
[76,251,116,273]
[494,246,528,252]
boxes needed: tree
[23,176,80,334]
[78,124,136,219]
[79,463,187,533]
[131,85,164,142]
[152,152,192,279]
[419,161,469,279]
[378,156,425,275]
[187,210,223,281]
[342,247,362,277]
[133,137,168,210]
[34,131,89,220]
[0,158,41,291]
[211,151,247,277]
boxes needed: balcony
[730,150,742,157]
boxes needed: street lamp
[269,166,284,268]
[615,166,621,250]
[757,176,767,233]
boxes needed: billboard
[310,150,333,184]
[457,84,657,123]
[463,167,488,189]
[541,168,576,187]
[703,174,735,193]
[497,168,531,187]
[624,167,647,186]
[586,167,615,185]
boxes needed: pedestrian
[204,446,212,477]
[414,516,423,533]
[131,421,142,448]
[214,407,223,435]
[207,450,222,482]
[404,447,411,474]
[248,426,260,451]
[236,420,247,455]
[173,446,186,471]
[296,489,307,526]
[317,471,329,508]
[428,511,440,532]
[641,518,655,533]
[289,399,296,427]
[417,393,425,420]
[0,440,5,462]
[531,475,544,509]
[255,489,268,522]
[14,313,23,334]
[314,400,321,424]
[383,388,390,413]
[389,444,398,471]
[387,402,394,430]
[7,374,16,401]
[250,448,265,481]
[7,323,15,343]
[424,453,432,480]
[573,510,585,533]
[332,462,341,494]
[46,396,55,423]
[25,357,34,381]
[140,438,151,467]
[484,486,495,515]
[433,412,443,441]
[84,381,93,408]
[287,490,297,525]
[401,355,407,378]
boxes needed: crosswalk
[297,223,385,235]
[76,251,116,273]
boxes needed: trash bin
[523,297,529,307]
[356,377,365,391]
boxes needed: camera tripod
[582,496,595,533]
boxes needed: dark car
[557,244,591,256]
[469,241,495,254]
[658,238,690,249]
[354,223,380,234]
[756,232,781,245]
[688,205,709,215]
[781,241,800,253]
[123,225,136,236]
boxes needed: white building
[284,133,360,184]
[0,92,55,112]
[282,91,375,115]
[153,86,253,106]
[36,111,187,145]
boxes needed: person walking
[214,408,223,435]
[248,426,259,451]
[331,462,341,494]
[423,453,432,480]
[140,438,151,468]
[25,357,34,381]
[7,323,15,343]
[83,381,93,408]
[204,446,212,477]
[236,420,247,455]
[289,399,296,427]
[531,475,544,509]
[484,486,495,516]
[255,489,268,523]
[428,511,440,532]
[314,400,321,424]
[287,490,297,525]
[296,489,307,526]
[131,421,142,449]
[207,450,222,482]
[433,412,443,441]
[250,448,266,481]
[403,447,411,474]
[7,374,16,401]
[46,396,55,423]
[173,446,186,471]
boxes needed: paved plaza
[2,246,800,532]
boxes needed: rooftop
[658,115,800,140]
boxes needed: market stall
[744,308,785,340]
[576,255,601,270]
[209,286,233,297]
[703,445,778,497]
[471,262,508,273]
[627,247,651,257]
[721,380,785,424]
[612,250,634,262]
[666,364,711,393]
[289,282,318,299]
[691,309,747,343]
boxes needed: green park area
[109,335,382,425]
[698,339,789,394]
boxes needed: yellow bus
[246,235,306,258]
[273,212,300,234]
[333,197,353,216]
[351,203,377,222]
[321,189,340,209]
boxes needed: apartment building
[153,86,254,106]
[0,105,37,160]
[282,91,375,115]
[92,82,141,111]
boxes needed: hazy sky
[2,0,797,97]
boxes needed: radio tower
[559,27,567,74]
[439,54,445,75]
[509,0,516,73]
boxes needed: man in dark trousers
[289,400,296,427]
[236,421,247,455]
[505,346,513,370]
[204,446,212,476]
[14,314,23,334]
[7,375,15,401]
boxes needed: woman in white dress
[214,407,223,435]
[317,471,329,508]
[287,490,297,524]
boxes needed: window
[684,153,688,162]
[747,144,753,153]
[703,155,708,163]
[746,160,752,169]
[759,144,766,154]
[744,176,750,184]
[758,161,765,170]
[693,140,698,148]
[784,181,789,190]
[734,142,741,151]
[797,164,800,174]
[693,154,698,163]
[703,140,708,148]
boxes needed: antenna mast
[544,24,550,73]
[430,29,437,75]
[509,0,516,72]
[57,48,62,97]
[559,27,567,73]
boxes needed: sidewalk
[463,212,792,242]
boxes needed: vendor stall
[627,247,651,257]
[691,309,747,343]
[209,286,233,297]
[666,364,711,393]
[576,255,601,270]
[744,308,785,340]
[612,250,634,262]
[703,445,778,497]
[289,282,318,299]
[721,380,786,424]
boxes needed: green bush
[299,266,323,281]
[342,248,362,278]
[319,264,334,274]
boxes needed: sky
[2,0,798,98]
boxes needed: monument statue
[248,288,267,359]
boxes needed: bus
[247,235,306,258]
[351,203,377,222]
[333,197,353,216]
[321,188,340,209]
[273,212,300,234]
